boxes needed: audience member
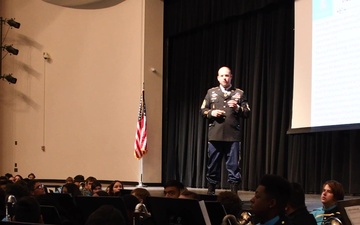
[4,173,13,180]
[85,204,126,225]
[74,174,85,190]
[179,190,199,200]
[91,180,102,196]
[62,182,82,197]
[217,191,242,218]
[286,182,317,225]
[27,173,36,180]
[108,180,124,196]
[66,176,74,183]
[310,180,344,225]
[6,182,30,199]
[82,176,97,196]
[163,180,185,198]
[250,174,291,225]
[12,196,44,223]
[14,175,23,183]
[131,188,151,204]
[27,180,46,196]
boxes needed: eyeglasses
[35,184,44,190]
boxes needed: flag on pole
[134,89,147,159]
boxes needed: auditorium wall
[0,0,163,183]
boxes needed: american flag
[134,90,147,159]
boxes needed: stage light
[2,45,19,55]
[0,74,17,84]
[6,18,21,29]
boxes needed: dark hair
[13,196,42,223]
[6,182,30,199]
[15,174,23,180]
[288,182,306,209]
[164,180,185,192]
[180,190,199,200]
[108,180,124,196]
[91,180,102,191]
[27,173,36,179]
[131,188,151,203]
[62,183,82,197]
[74,175,85,183]
[5,173,13,179]
[217,191,242,217]
[85,176,97,184]
[259,174,291,210]
[26,179,39,192]
[85,205,126,225]
[323,180,344,201]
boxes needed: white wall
[0,0,163,183]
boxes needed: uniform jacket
[201,86,250,142]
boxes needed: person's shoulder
[233,88,244,93]
[310,207,324,215]
[206,86,220,93]
[209,86,219,91]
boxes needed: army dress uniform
[200,85,250,191]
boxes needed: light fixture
[0,74,17,84]
[1,17,20,85]
[6,18,21,29]
[2,45,19,55]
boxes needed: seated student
[28,173,36,180]
[91,180,102,196]
[310,180,344,225]
[27,179,46,196]
[286,182,317,225]
[108,180,124,196]
[82,176,97,196]
[217,191,242,218]
[62,182,82,197]
[85,205,126,225]
[131,188,151,204]
[179,190,199,200]
[14,174,23,183]
[250,174,292,225]
[11,196,44,223]
[74,174,85,190]
[163,180,186,198]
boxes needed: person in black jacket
[286,182,317,225]
[201,66,250,195]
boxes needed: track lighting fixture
[5,18,21,29]
[1,17,21,84]
[2,45,19,55]
[0,74,17,84]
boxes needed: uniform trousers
[206,141,241,185]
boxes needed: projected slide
[312,0,360,127]
[291,0,360,132]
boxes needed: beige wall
[0,0,163,183]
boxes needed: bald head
[217,66,232,88]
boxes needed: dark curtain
[162,0,360,194]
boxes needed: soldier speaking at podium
[200,66,250,195]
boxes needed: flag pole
[136,0,146,188]
[137,158,144,187]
